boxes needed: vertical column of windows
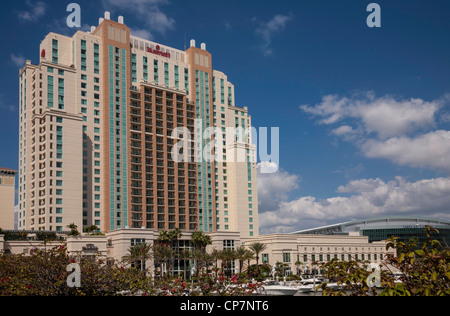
[109,45,116,231]
[196,70,214,233]
[121,48,128,228]
[184,68,189,95]
[52,39,58,64]
[205,72,213,232]
[154,60,159,84]
[220,79,225,105]
[81,40,87,71]
[94,43,100,74]
[47,75,54,108]
[143,57,148,81]
[55,124,64,214]
[55,117,64,230]
[174,65,179,89]
[212,77,216,103]
[132,53,137,83]
[57,77,64,110]
[164,62,169,87]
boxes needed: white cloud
[260,177,450,234]
[301,92,450,173]
[130,28,153,40]
[10,54,26,67]
[17,1,47,22]
[255,14,293,56]
[362,130,450,172]
[257,163,300,214]
[301,92,443,139]
[103,0,175,37]
[331,125,355,136]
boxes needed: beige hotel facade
[16,12,258,240]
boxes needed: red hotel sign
[147,45,171,58]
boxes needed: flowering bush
[0,246,262,296]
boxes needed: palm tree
[122,243,152,275]
[169,228,183,245]
[235,246,249,274]
[203,252,215,275]
[179,249,192,279]
[67,223,80,237]
[156,230,171,245]
[210,248,221,277]
[249,242,267,273]
[220,248,238,277]
[153,243,174,277]
[191,231,212,252]
[191,249,203,276]
[84,225,100,235]
[244,249,255,273]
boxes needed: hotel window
[283,253,291,263]
[131,238,146,246]
[262,254,269,263]
[223,240,235,249]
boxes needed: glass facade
[108,45,129,230]
[362,227,450,248]
[195,70,214,233]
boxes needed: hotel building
[17,12,258,239]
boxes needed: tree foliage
[320,226,450,296]
[0,243,263,296]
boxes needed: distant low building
[291,216,450,247]
[0,168,17,230]
[244,233,394,276]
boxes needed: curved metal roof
[291,216,450,235]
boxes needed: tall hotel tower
[17,13,258,238]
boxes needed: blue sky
[2,0,450,234]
